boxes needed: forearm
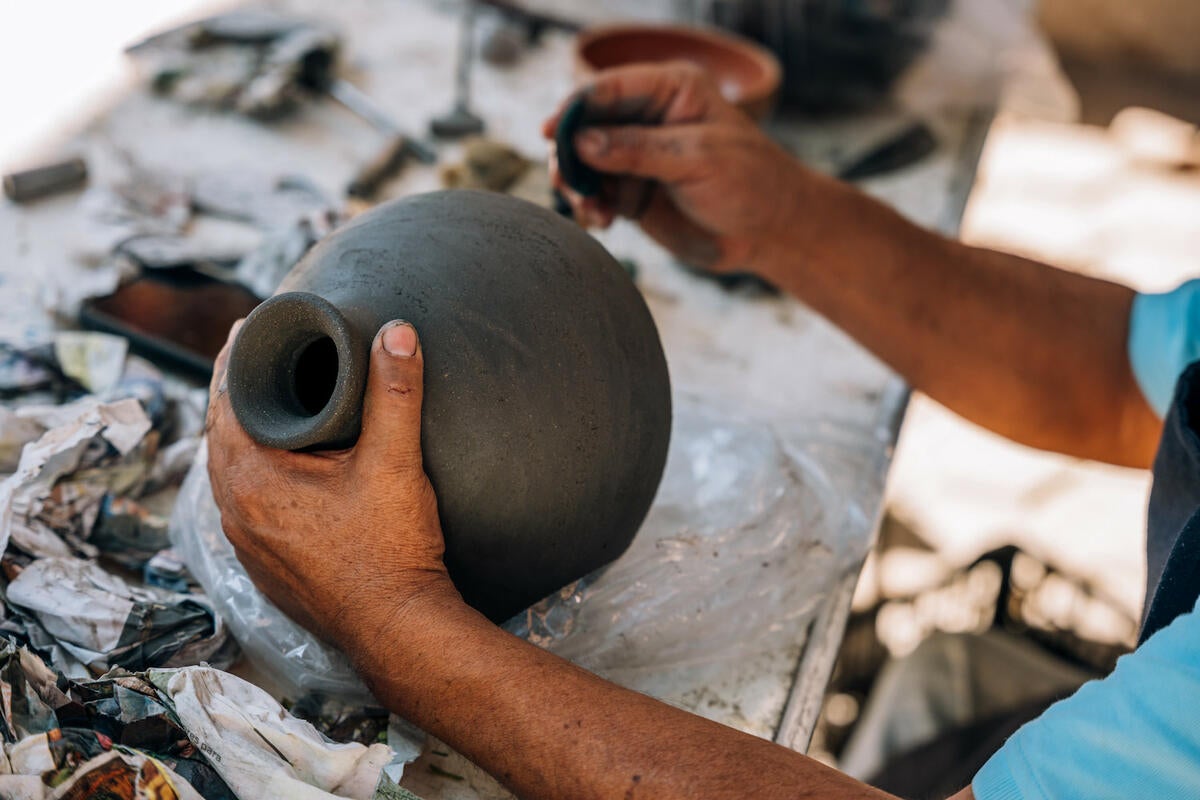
[763,170,1159,467]
[351,594,897,800]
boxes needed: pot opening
[293,336,339,416]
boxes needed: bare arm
[546,64,1160,467]
[205,323,956,800]
[360,591,898,800]
[763,172,1158,467]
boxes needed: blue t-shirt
[972,595,1200,799]
[1127,279,1200,417]
[973,280,1200,799]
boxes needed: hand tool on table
[129,11,436,200]
[318,77,438,198]
[835,121,938,181]
[431,1,487,139]
[3,157,88,203]
[281,33,437,198]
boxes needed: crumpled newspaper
[52,332,129,395]
[0,640,422,800]
[0,337,192,561]
[0,409,45,475]
[6,557,231,674]
[0,331,426,797]
[0,397,153,559]
[52,165,191,318]
[150,667,401,799]
[60,151,338,323]
[5,745,208,800]
[233,208,341,298]
[0,639,228,799]
[74,166,193,267]
[125,9,342,120]
[0,334,173,437]
[0,339,234,680]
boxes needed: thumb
[356,321,424,470]
[574,124,706,183]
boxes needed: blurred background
[814,0,1200,774]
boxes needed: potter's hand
[205,320,462,656]
[543,62,814,273]
[204,337,931,800]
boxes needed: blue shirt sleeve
[972,594,1200,800]
[1128,279,1200,417]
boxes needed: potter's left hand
[205,320,464,657]
[542,63,812,274]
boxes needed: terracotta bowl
[574,24,782,121]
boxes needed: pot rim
[227,291,369,451]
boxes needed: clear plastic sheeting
[507,395,884,680]
[169,442,372,701]
[174,394,885,700]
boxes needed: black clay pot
[226,190,671,623]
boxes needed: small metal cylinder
[3,157,88,203]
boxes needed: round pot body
[226,190,672,623]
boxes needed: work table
[0,1,992,796]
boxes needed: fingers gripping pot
[226,190,672,622]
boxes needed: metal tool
[836,122,938,182]
[431,1,487,139]
[345,136,411,199]
[3,157,88,203]
[132,11,436,199]
[289,39,436,197]
[327,78,434,198]
[262,32,436,197]
[323,78,437,165]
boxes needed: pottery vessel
[574,24,782,121]
[226,190,671,622]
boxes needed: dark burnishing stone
[554,95,603,198]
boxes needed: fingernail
[576,129,607,157]
[382,321,417,357]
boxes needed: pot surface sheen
[226,190,672,623]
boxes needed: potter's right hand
[206,320,468,661]
[542,62,817,275]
